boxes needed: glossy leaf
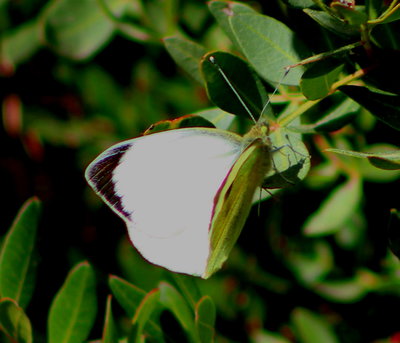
[0,299,32,343]
[291,307,339,343]
[47,262,97,343]
[0,197,41,308]
[303,178,362,236]
[340,85,400,131]
[164,36,207,84]
[201,51,269,120]
[326,147,400,170]
[102,295,118,343]
[229,12,311,85]
[301,60,344,100]
[40,0,131,60]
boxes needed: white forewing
[86,128,244,275]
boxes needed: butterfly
[85,117,272,278]
[85,53,307,278]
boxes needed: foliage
[1,0,400,342]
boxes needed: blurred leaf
[251,330,291,343]
[0,197,40,308]
[388,209,400,260]
[102,295,118,343]
[164,36,207,84]
[48,262,97,343]
[301,60,344,100]
[314,270,380,302]
[303,178,362,236]
[326,146,400,170]
[340,85,400,131]
[0,19,40,69]
[0,299,32,343]
[229,12,311,86]
[303,9,360,37]
[40,0,131,60]
[291,307,339,343]
[195,296,216,343]
[284,0,315,9]
[288,240,333,284]
[201,51,269,120]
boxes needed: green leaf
[287,241,333,284]
[263,127,311,188]
[251,329,291,343]
[158,282,194,333]
[108,276,163,341]
[340,85,400,131]
[171,274,202,311]
[108,275,147,318]
[39,0,131,60]
[303,9,360,37]
[0,19,41,68]
[229,12,311,86]
[291,308,339,343]
[0,197,41,308]
[290,97,360,133]
[0,299,32,343]
[208,0,258,49]
[201,51,269,120]
[102,295,118,343]
[130,288,161,342]
[314,270,380,302]
[303,178,362,236]
[388,209,400,260]
[195,296,216,343]
[143,115,215,135]
[194,107,235,130]
[301,60,344,100]
[326,147,400,170]
[47,261,97,343]
[164,36,207,84]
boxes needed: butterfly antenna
[209,56,257,123]
[259,67,290,121]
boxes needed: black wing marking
[86,143,132,220]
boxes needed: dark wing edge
[85,142,132,220]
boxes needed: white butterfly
[85,121,272,277]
